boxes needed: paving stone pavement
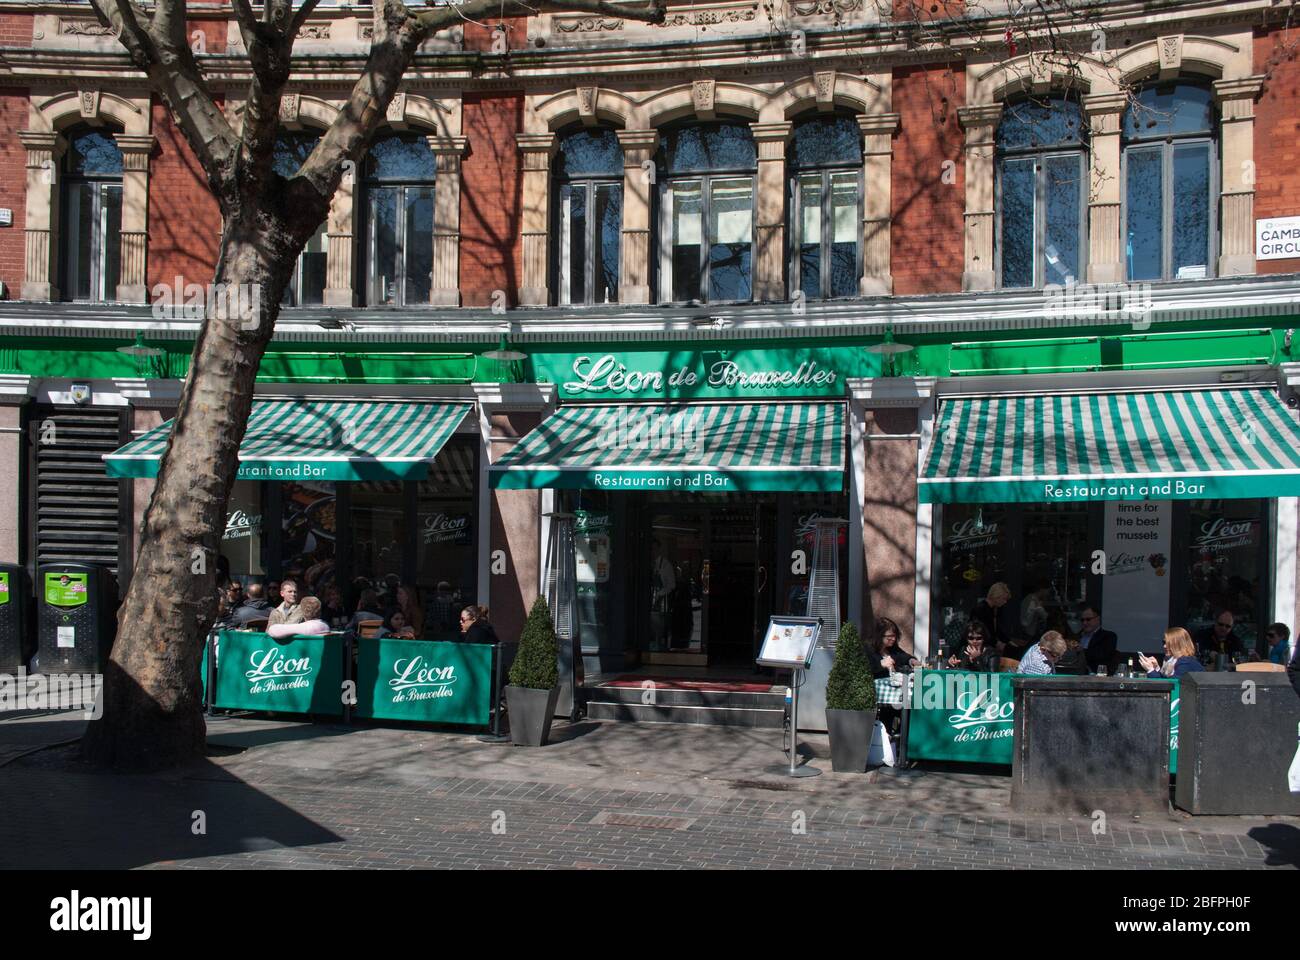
[2,711,1298,870]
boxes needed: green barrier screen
[355,638,493,726]
[214,630,344,717]
[904,670,1179,773]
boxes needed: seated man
[1054,635,1091,675]
[232,582,274,626]
[1076,605,1119,674]
[266,597,331,638]
[267,578,303,627]
[1017,631,1067,676]
[1193,608,1243,660]
[1266,623,1292,666]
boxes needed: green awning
[490,402,844,492]
[105,399,472,481]
[920,388,1300,503]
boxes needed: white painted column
[847,394,866,628]
[913,393,937,660]
[1275,496,1298,640]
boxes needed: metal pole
[477,640,511,744]
[789,668,799,777]
[343,633,353,726]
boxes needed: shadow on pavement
[1248,824,1300,868]
[0,745,343,869]
[204,715,356,751]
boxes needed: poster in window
[575,510,611,584]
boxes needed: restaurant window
[1123,82,1216,282]
[568,489,615,656]
[657,122,756,304]
[554,128,622,306]
[789,115,862,301]
[60,126,123,303]
[1178,499,1268,655]
[362,134,435,306]
[996,96,1087,289]
[221,480,267,579]
[274,131,327,306]
[280,481,338,591]
[417,438,478,639]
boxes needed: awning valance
[105,399,472,481]
[490,401,844,492]
[920,388,1300,503]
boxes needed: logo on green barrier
[0,572,9,606]
[44,573,88,607]
[389,657,457,703]
[244,648,315,695]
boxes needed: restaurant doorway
[634,494,776,668]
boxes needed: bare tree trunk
[81,209,298,771]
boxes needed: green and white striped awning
[490,402,844,492]
[921,388,1300,503]
[105,399,472,482]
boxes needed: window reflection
[61,127,124,303]
[364,134,436,305]
[791,116,862,301]
[555,128,622,306]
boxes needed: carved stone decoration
[1158,35,1184,77]
[692,79,715,119]
[359,24,374,40]
[554,17,624,32]
[279,92,300,124]
[786,0,861,16]
[297,22,331,41]
[61,19,116,37]
[386,92,407,124]
[79,89,100,120]
[659,7,758,27]
[576,86,598,124]
[814,71,835,110]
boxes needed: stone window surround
[235,91,466,308]
[521,73,897,307]
[20,90,153,303]
[961,34,1264,292]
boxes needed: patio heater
[544,511,581,721]
[800,517,846,731]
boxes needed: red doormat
[598,675,774,693]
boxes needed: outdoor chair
[997,657,1021,673]
[357,619,385,640]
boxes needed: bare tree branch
[290,0,324,36]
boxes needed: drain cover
[590,811,697,831]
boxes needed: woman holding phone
[1138,627,1205,679]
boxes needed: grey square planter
[827,708,876,773]
[506,685,561,747]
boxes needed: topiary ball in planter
[506,596,561,746]
[824,622,877,773]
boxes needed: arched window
[362,134,436,306]
[60,126,123,302]
[555,128,622,306]
[1123,82,1216,282]
[657,122,756,304]
[996,97,1087,289]
[274,131,327,306]
[790,115,862,301]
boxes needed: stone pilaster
[859,113,898,296]
[1083,93,1125,284]
[750,121,791,303]
[1214,76,1264,277]
[324,160,356,307]
[19,131,63,302]
[113,133,154,303]
[616,129,658,305]
[958,104,1002,292]
[517,133,557,307]
[430,136,468,306]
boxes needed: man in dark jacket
[1077,605,1119,674]
[232,583,274,626]
[1194,608,1244,660]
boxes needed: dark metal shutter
[31,406,127,576]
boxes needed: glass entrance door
[639,494,775,667]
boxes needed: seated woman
[346,589,386,633]
[876,617,920,674]
[947,621,996,672]
[395,584,425,639]
[266,597,331,638]
[380,610,417,640]
[1138,627,1205,679]
[1017,630,1067,675]
[459,605,498,644]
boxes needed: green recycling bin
[37,562,117,675]
[0,563,33,673]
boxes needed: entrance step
[582,678,785,728]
